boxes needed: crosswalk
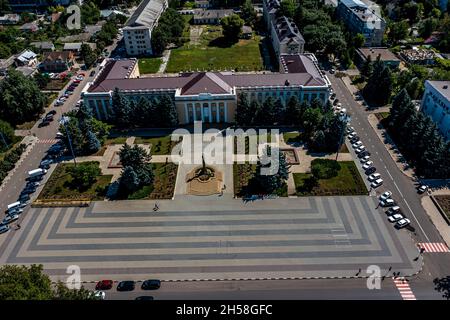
[418,242,450,253]
[37,139,59,144]
[393,278,416,300]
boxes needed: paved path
[0,196,421,283]
[157,50,171,74]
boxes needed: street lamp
[59,116,77,167]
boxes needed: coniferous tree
[285,96,301,126]
[236,93,252,126]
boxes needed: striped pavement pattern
[37,139,59,144]
[418,242,450,253]
[0,196,421,282]
[393,277,416,300]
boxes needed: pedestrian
[16,224,21,230]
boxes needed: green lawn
[134,135,182,155]
[38,162,112,201]
[166,25,263,72]
[293,161,367,196]
[435,195,450,220]
[138,57,163,74]
[104,136,128,145]
[375,112,390,121]
[124,162,178,200]
[283,132,303,144]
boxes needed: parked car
[365,167,376,175]
[38,120,50,128]
[90,70,95,77]
[21,186,36,195]
[18,194,30,202]
[379,191,392,201]
[350,136,360,143]
[56,132,64,138]
[141,279,161,290]
[333,99,339,105]
[0,224,10,234]
[352,141,363,148]
[346,126,354,133]
[95,280,113,290]
[330,68,336,74]
[7,207,24,215]
[358,151,371,158]
[117,281,135,291]
[368,173,381,182]
[362,161,373,170]
[380,198,395,207]
[27,181,40,188]
[45,115,54,122]
[418,185,428,194]
[386,206,401,215]
[395,218,411,229]
[90,291,106,300]
[348,132,357,139]
[54,100,63,106]
[2,214,19,225]
[46,110,57,116]
[360,156,370,163]
[355,146,366,154]
[371,178,383,188]
[388,214,404,223]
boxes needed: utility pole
[60,116,77,167]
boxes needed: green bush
[0,143,26,184]
[311,159,341,179]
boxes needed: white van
[28,168,47,178]
[7,201,21,211]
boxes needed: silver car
[0,224,10,234]
[2,214,19,225]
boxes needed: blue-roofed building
[336,0,386,47]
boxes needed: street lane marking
[418,243,450,253]
[402,198,431,242]
[393,278,416,300]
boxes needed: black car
[26,175,43,182]
[117,281,135,291]
[45,115,54,122]
[141,279,161,290]
[47,110,57,116]
[350,136,360,143]
[21,186,36,194]
[365,167,376,175]
[38,120,50,128]
[135,296,154,301]
[90,70,95,77]
[18,194,30,202]
[357,151,371,158]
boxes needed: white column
[216,105,220,123]
[208,102,212,123]
[224,102,228,122]
[200,104,204,122]
[101,100,108,120]
[184,103,189,123]
[193,105,197,121]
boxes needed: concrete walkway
[157,49,171,74]
[421,196,450,247]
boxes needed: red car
[78,72,86,76]
[95,280,113,290]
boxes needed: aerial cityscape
[0,0,449,303]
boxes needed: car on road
[333,99,339,105]
[339,108,347,116]
[56,132,63,138]
[346,126,354,133]
[117,281,135,291]
[365,167,376,175]
[2,214,19,225]
[379,191,392,201]
[350,137,360,144]
[18,194,30,202]
[27,181,40,188]
[54,100,64,106]
[21,186,36,195]
[90,291,106,300]
[388,214,404,223]
[46,110,57,117]
[360,156,370,163]
[90,70,95,77]
[135,296,154,300]
[348,132,357,139]
[368,173,381,182]
[330,68,335,74]
[0,224,10,234]
[45,115,54,122]
[141,279,161,290]
[395,218,411,229]
[95,279,113,290]
[362,161,373,170]
[7,207,24,215]
[352,141,363,148]
[38,120,50,128]
[380,198,395,207]
[371,178,383,188]
[418,185,428,193]
[386,206,401,215]
[358,151,370,158]
[355,146,365,154]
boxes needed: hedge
[0,143,27,184]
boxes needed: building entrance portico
[184,100,229,124]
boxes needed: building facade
[38,51,74,72]
[336,0,386,47]
[262,0,305,60]
[82,54,331,125]
[7,0,71,12]
[421,80,450,141]
[123,0,168,56]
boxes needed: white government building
[123,0,168,56]
[421,80,450,141]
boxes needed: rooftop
[193,9,234,19]
[358,47,400,62]
[125,0,166,29]
[427,80,450,102]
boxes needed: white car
[379,191,392,201]
[368,173,381,182]
[371,178,383,188]
[91,291,106,300]
[418,185,428,193]
[355,146,365,153]
[360,156,370,163]
[2,214,19,225]
[395,218,411,228]
[0,224,10,234]
[362,161,373,170]
[388,214,404,223]
[380,198,395,207]
[352,141,363,148]
[346,126,354,133]
[348,132,357,139]
[339,108,347,115]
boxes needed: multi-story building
[123,0,168,56]
[421,80,450,141]
[7,0,71,12]
[336,0,386,47]
[82,54,330,124]
[262,0,305,60]
[38,51,75,73]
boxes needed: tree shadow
[208,36,237,48]
[434,276,450,300]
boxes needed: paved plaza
[0,196,421,282]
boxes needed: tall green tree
[236,93,252,126]
[363,56,393,105]
[221,14,244,43]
